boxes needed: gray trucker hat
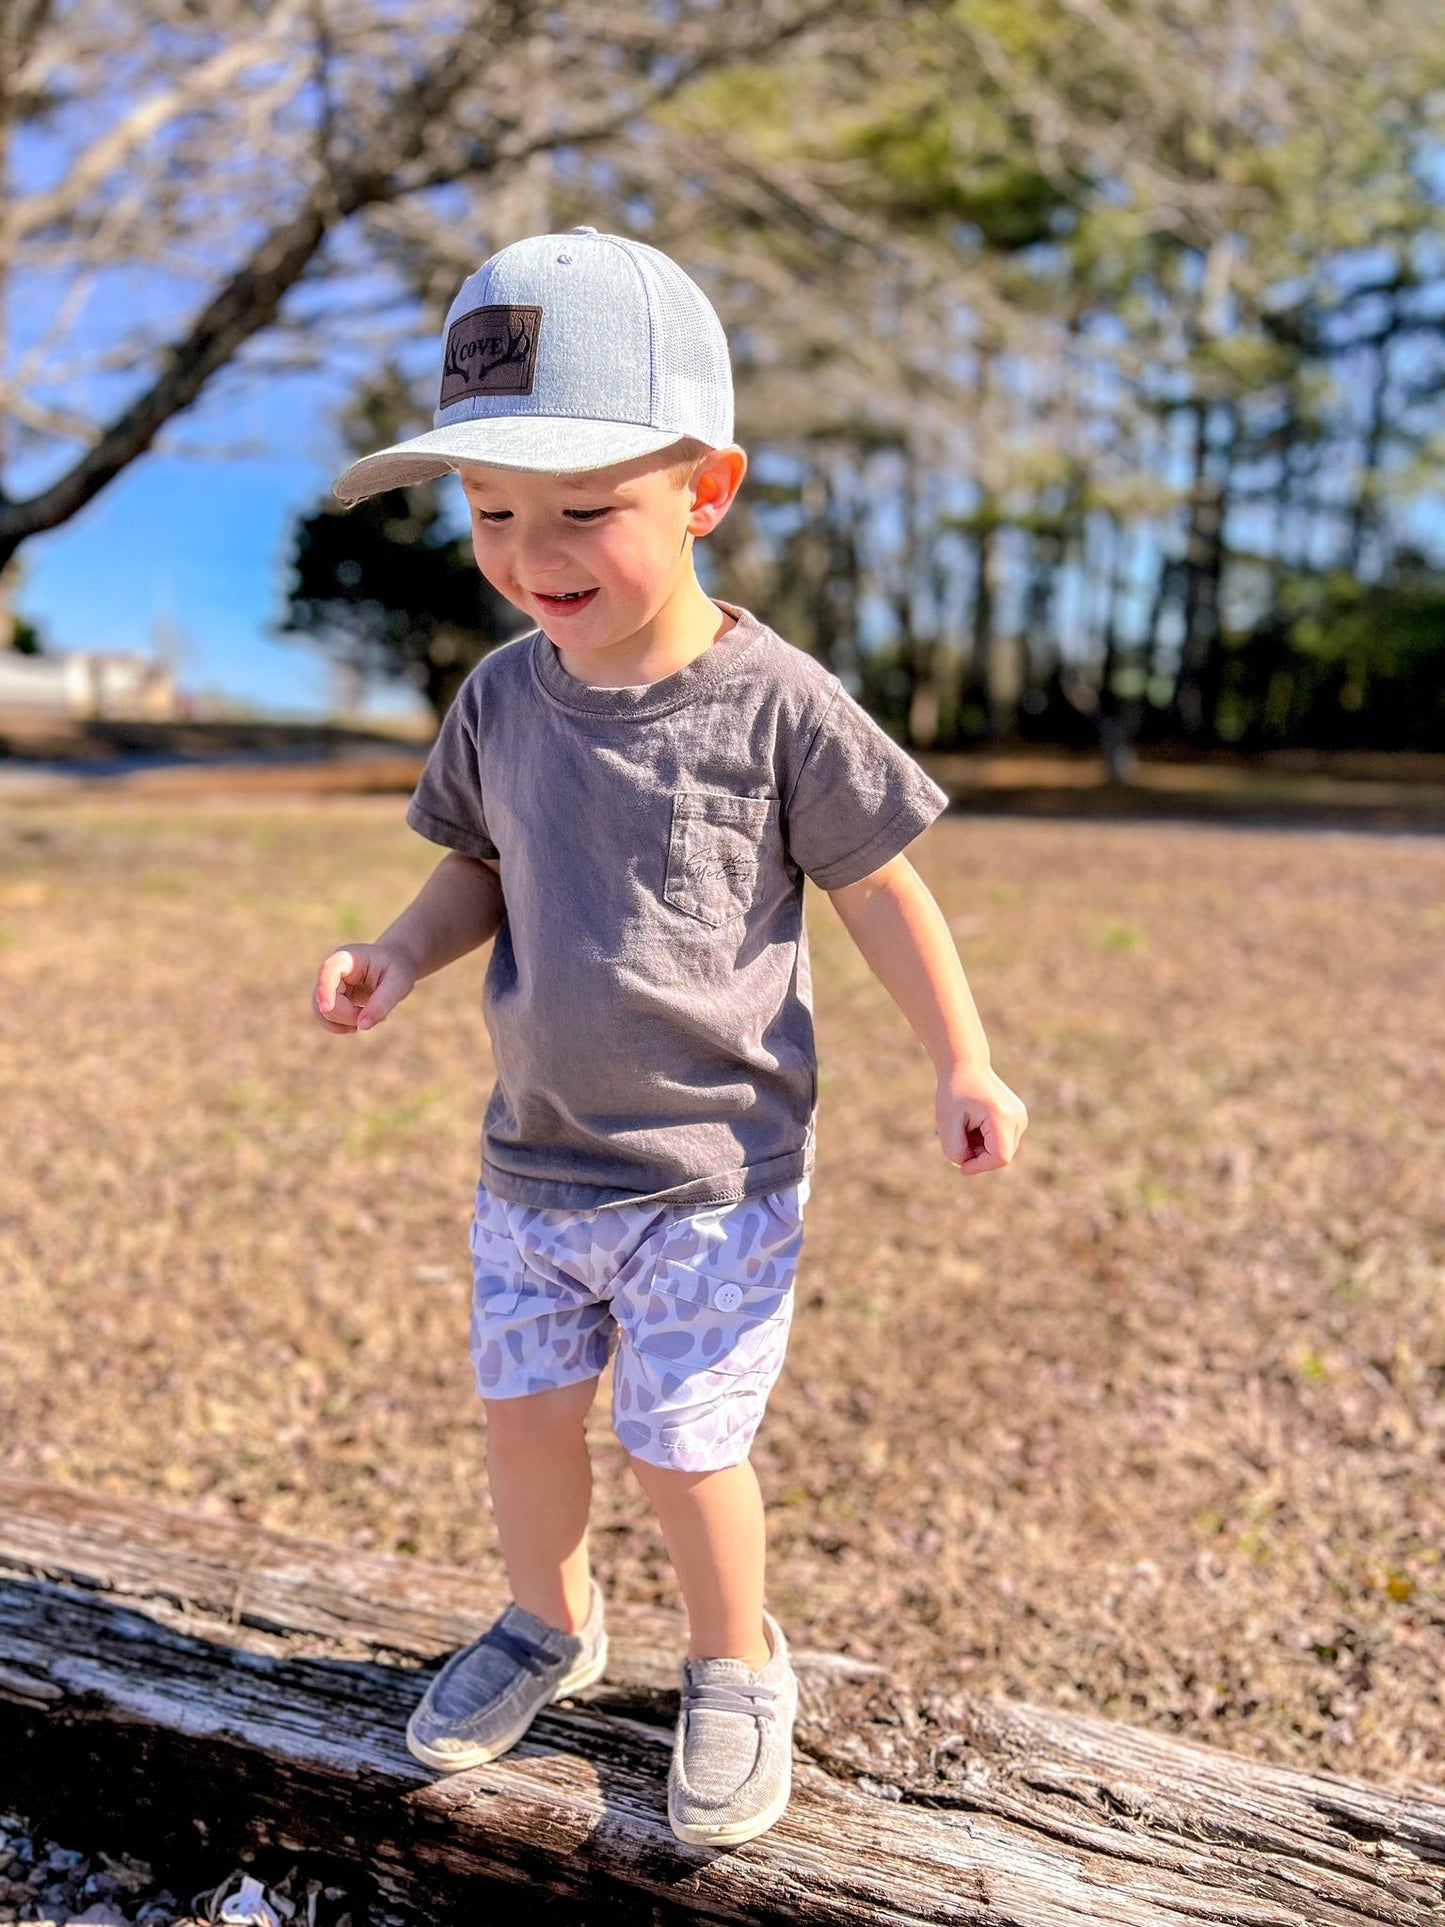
[332,228,734,504]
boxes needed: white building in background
[0,650,180,720]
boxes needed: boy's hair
[662,437,715,485]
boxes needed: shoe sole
[668,1756,792,1847]
[405,1633,609,1772]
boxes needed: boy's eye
[470,507,612,523]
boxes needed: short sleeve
[405,677,499,860]
[783,685,951,890]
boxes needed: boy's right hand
[314,944,417,1034]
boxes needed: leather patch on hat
[439,304,541,406]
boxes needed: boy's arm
[378,851,506,979]
[315,851,505,1034]
[825,854,1027,1175]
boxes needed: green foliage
[9,614,44,655]
[843,112,1066,245]
[279,482,518,720]
[3,559,45,652]
[279,361,519,718]
[1215,558,1445,750]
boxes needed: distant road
[0,713,429,797]
[0,746,427,799]
[4,716,1443,829]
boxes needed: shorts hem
[473,1363,606,1404]
[620,1434,758,1473]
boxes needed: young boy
[314,228,1027,1847]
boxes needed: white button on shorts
[712,1281,744,1313]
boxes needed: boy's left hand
[935,1063,1028,1175]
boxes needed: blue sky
[14,368,437,721]
[6,90,441,721]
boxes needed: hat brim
[332,417,696,505]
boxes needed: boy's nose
[513,533,572,581]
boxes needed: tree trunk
[1094,514,1142,780]
[897,452,944,750]
[958,510,996,741]
[3,1479,1443,1927]
[1168,399,1231,744]
[1343,310,1400,579]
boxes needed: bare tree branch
[0,0,842,560]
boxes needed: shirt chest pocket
[664,791,775,927]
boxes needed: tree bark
[3,1478,1443,1926]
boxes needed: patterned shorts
[467,1177,809,1472]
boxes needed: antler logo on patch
[440,305,542,407]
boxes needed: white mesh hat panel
[624,240,734,447]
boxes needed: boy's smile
[534,587,598,614]
[455,443,746,688]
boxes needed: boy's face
[455,444,744,661]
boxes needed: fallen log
[1,1478,1441,1925]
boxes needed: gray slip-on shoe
[406,1579,608,1771]
[667,1610,797,1847]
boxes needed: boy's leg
[483,1376,599,1633]
[406,1375,607,1772]
[627,1455,770,1670]
[632,1449,796,1848]
[605,1184,807,1840]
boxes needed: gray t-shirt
[406,600,950,1212]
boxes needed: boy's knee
[627,1451,748,1494]
[629,1452,694,1493]
[484,1375,598,1448]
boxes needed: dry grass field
[1,796,1442,1787]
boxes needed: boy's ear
[686,446,747,538]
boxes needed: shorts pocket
[633,1257,794,1377]
[664,791,774,927]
